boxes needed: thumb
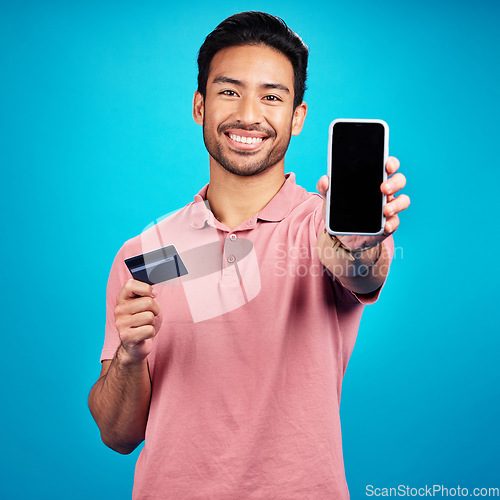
[316,175,329,224]
[316,175,329,198]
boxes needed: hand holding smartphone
[326,119,389,236]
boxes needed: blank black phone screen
[329,122,385,234]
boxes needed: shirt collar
[256,172,298,222]
[190,193,213,229]
[191,172,299,229]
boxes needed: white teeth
[229,134,264,144]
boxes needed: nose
[235,95,263,125]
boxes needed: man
[89,11,410,499]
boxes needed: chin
[220,162,271,177]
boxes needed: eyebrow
[212,76,290,94]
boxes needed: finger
[382,172,406,196]
[384,194,411,217]
[122,325,157,345]
[316,175,329,197]
[116,310,156,333]
[384,214,400,234]
[126,310,157,329]
[385,156,400,175]
[115,295,160,317]
[117,279,155,303]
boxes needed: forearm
[316,230,390,295]
[88,346,152,454]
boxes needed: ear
[291,102,308,136]
[193,90,204,125]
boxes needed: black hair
[197,11,308,109]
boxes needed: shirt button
[229,234,237,241]
[227,255,236,263]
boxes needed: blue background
[1,0,499,498]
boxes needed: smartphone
[326,119,389,236]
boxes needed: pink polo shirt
[101,173,394,499]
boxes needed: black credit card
[124,245,188,285]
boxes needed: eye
[263,95,282,102]
[220,89,238,97]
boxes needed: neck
[206,160,286,230]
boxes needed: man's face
[193,44,307,177]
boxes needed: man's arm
[316,230,392,294]
[316,156,410,295]
[88,279,159,454]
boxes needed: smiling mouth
[224,129,270,151]
[227,133,265,145]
